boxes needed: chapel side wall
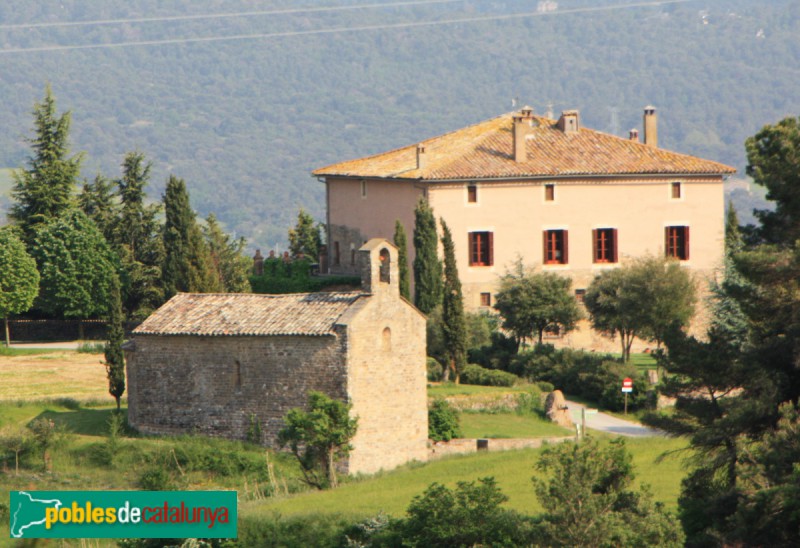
[126,334,347,446]
[344,299,428,475]
[327,177,423,275]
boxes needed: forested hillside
[0,0,796,245]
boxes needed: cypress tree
[10,85,83,243]
[162,175,220,299]
[104,274,126,411]
[394,220,411,301]
[412,198,442,314]
[440,219,467,383]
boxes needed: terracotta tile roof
[313,112,736,180]
[133,292,366,337]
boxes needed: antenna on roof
[511,96,518,108]
[607,106,620,137]
[545,102,554,119]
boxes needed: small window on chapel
[361,180,367,198]
[382,327,392,352]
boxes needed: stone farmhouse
[313,107,736,347]
[125,239,428,475]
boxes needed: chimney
[629,128,639,142]
[512,106,534,162]
[416,143,426,170]
[557,110,580,134]
[252,249,264,276]
[643,106,657,147]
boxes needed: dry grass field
[0,350,111,401]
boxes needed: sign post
[621,377,633,415]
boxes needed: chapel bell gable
[359,238,399,295]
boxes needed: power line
[0,0,466,30]
[0,1,694,55]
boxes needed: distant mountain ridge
[0,0,795,246]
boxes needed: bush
[461,364,519,387]
[515,386,544,416]
[428,399,461,442]
[77,342,105,353]
[138,465,174,490]
[468,331,518,372]
[426,357,443,382]
[512,346,651,412]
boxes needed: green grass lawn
[460,412,572,438]
[245,436,689,520]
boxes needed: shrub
[77,342,105,353]
[461,364,519,387]
[516,386,544,416]
[428,398,461,442]
[426,357,443,382]
[536,381,555,393]
[138,465,173,490]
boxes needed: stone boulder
[544,390,573,428]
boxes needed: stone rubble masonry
[125,238,428,476]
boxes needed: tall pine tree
[162,176,220,299]
[412,198,442,314]
[10,85,83,243]
[393,220,411,301]
[114,153,165,319]
[440,219,467,383]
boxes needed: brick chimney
[252,249,264,276]
[557,110,580,134]
[512,106,534,162]
[643,106,657,147]
[629,128,639,142]
[416,144,426,170]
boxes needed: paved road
[566,399,663,437]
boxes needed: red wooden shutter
[612,229,619,263]
[592,229,598,263]
[684,226,690,260]
[543,231,548,263]
[468,233,474,266]
[488,232,494,266]
[664,227,670,257]
[562,230,569,264]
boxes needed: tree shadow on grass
[32,407,128,437]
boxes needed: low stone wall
[428,436,573,459]
[431,393,522,412]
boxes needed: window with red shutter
[593,228,618,263]
[468,232,493,266]
[665,226,689,260]
[544,230,568,264]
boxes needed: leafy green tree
[745,116,800,244]
[584,256,695,361]
[532,438,684,547]
[412,198,442,314]
[287,208,322,260]
[162,175,220,299]
[104,274,126,411]
[10,85,83,243]
[494,262,582,349]
[440,219,467,382]
[30,210,118,338]
[393,220,411,301]
[0,227,39,346]
[204,213,251,293]
[278,391,358,489]
[428,398,461,442]
[0,426,31,476]
[397,477,531,547]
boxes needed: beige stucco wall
[327,174,724,350]
[326,177,424,274]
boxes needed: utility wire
[0,0,467,30]
[0,1,693,55]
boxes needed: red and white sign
[621,377,633,393]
